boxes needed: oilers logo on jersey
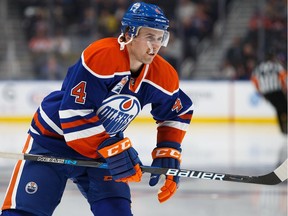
[25,182,38,194]
[97,95,141,135]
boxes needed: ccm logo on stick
[166,169,225,180]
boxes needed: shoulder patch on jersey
[112,76,129,94]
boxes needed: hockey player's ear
[125,33,131,42]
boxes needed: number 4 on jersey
[71,81,87,104]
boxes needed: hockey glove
[97,136,142,183]
[149,142,182,203]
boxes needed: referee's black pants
[264,91,287,135]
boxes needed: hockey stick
[0,152,287,185]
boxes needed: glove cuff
[152,147,182,162]
[98,137,132,158]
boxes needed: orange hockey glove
[149,142,181,203]
[97,136,142,183]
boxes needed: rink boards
[0,80,277,123]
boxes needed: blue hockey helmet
[118,2,170,49]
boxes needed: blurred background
[0,0,287,216]
[0,0,286,80]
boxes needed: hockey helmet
[118,2,170,49]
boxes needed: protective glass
[161,31,170,47]
[135,27,170,47]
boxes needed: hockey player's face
[131,28,164,64]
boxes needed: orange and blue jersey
[29,38,193,159]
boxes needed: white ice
[0,122,287,216]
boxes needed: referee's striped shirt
[251,60,287,94]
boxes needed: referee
[251,52,287,135]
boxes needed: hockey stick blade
[0,152,286,185]
[141,159,287,185]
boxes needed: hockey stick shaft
[0,152,286,185]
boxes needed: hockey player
[1,2,193,216]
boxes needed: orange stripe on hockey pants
[2,135,32,210]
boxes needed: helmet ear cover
[118,26,131,43]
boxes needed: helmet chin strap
[117,33,134,50]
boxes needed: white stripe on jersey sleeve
[143,79,179,96]
[29,126,40,135]
[178,104,194,116]
[157,120,189,131]
[64,125,106,142]
[40,105,63,135]
[59,109,94,119]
